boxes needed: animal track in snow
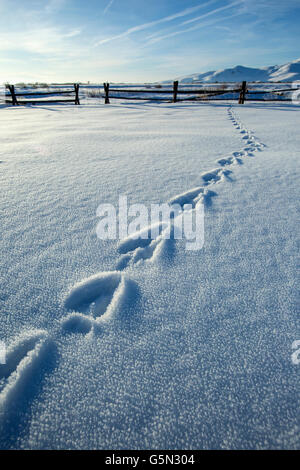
[118,222,167,255]
[201,168,232,185]
[0,330,57,448]
[218,156,243,166]
[62,105,266,336]
[115,106,266,271]
[219,107,266,168]
[116,223,170,269]
[168,186,205,206]
[0,330,52,415]
[115,186,218,270]
[62,271,128,334]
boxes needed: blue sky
[0,0,299,83]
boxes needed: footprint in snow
[201,168,232,185]
[116,222,169,269]
[0,330,56,447]
[218,156,243,166]
[116,188,217,270]
[62,271,136,334]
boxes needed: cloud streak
[104,0,114,15]
[146,11,244,45]
[182,0,242,25]
[95,0,218,46]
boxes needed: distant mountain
[173,59,300,83]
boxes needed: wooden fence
[4,81,299,106]
[5,84,80,105]
[100,80,299,104]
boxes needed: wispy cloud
[0,27,81,55]
[239,0,300,16]
[146,11,243,45]
[95,0,217,46]
[182,0,241,25]
[63,29,82,38]
[104,0,114,15]
[0,0,298,84]
[0,0,82,57]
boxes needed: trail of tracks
[0,106,266,445]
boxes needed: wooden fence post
[74,84,80,105]
[173,81,178,103]
[8,85,18,106]
[238,81,247,104]
[104,82,110,104]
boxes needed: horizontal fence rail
[98,80,299,104]
[5,84,80,105]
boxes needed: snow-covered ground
[0,100,299,449]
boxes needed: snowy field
[0,100,299,449]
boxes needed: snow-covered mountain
[175,58,300,83]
